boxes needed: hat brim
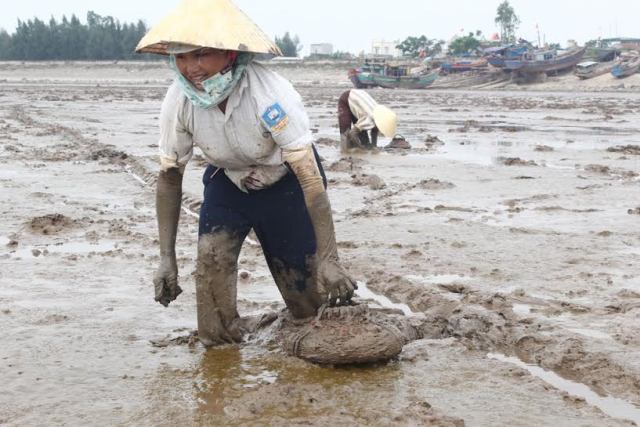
[136,0,282,56]
[372,105,398,137]
[166,43,202,55]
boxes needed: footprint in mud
[607,145,640,155]
[351,173,386,190]
[434,205,475,213]
[33,314,70,325]
[88,147,128,162]
[28,214,73,235]
[535,206,600,214]
[497,157,538,166]
[584,164,612,174]
[389,401,465,426]
[424,134,444,148]
[534,145,554,152]
[326,158,364,173]
[583,164,639,179]
[417,179,455,190]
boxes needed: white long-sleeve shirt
[159,62,313,191]
[347,89,379,132]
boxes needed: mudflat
[1,61,639,426]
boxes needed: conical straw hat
[136,0,282,56]
[372,105,398,137]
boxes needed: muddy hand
[153,255,182,307]
[346,128,364,148]
[318,258,357,306]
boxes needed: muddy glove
[283,146,357,306]
[154,168,184,307]
[154,255,182,307]
[340,133,350,153]
[317,259,355,306]
[346,127,364,148]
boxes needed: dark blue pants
[198,147,327,318]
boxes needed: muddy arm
[283,147,357,305]
[153,167,184,306]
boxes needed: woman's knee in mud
[196,231,243,273]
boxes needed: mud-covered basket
[385,134,411,150]
[280,304,414,365]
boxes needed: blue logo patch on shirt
[261,103,289,133]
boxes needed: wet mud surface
[1,62,639,426]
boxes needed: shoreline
[1,60,639,93]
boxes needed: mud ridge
[364,272,640,404]
[6,105,203,218]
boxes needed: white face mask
[201,68,235,98]
[169,53,253,110]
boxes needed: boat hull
[504,47,586,74]
[371,72,438,89]
[575,62,616,80]
[611,58,640,78]
[349,70,438,89]
[488,56,505,68]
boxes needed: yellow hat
[136,0,282,56]
[372,105,398,137]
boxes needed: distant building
[601,37,640,50]
[310,43,334,56]
[269,56,304,63]
[371,40,401,58]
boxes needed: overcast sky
[2,0,638,54]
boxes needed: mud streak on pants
[198,146,327,318]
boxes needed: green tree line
[0,12,149,60]
[274,32,302,57]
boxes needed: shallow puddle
[512,304,533,316]
[405,274,472,286]
[356,281,420,316]
[160,343,407,422]
[488,353,640,424]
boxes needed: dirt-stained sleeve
[158,82,194,171]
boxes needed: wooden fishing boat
[584,47,620,62]
[349,61,438,89]
[440,58,487,74]
[574,61,616,79]
[370,71,438,89]
[611,54,640,78]
[504,47,586,74]
[485,45,530,68]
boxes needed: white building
[310,43,334,55]
[371,40,401,58]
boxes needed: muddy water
[1,62,639,426]
[488,353,640,424]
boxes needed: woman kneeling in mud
[140,0,356,346]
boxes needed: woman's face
[175,48,233,90]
